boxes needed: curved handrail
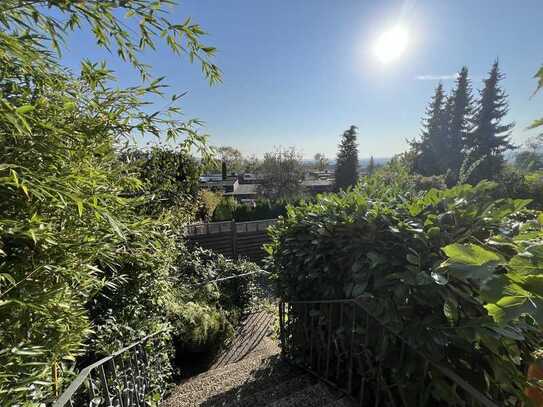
[195,268,270,287]
[279,298,499,407]
[54,329,168,407]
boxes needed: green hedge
[269,180,543,404]
[212,197,297,222]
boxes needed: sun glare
[374,26,409,64]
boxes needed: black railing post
[348,303,356,395]
[325,303,333,379]
[279,302,286,358]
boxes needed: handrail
[195,268,270,287]
[54,329,168,407]
[279,298,499,407]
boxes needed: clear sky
[61,0,543,159]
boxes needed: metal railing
[279,298,499,407]
[53,330,168,407]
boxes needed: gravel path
[162,311,352,407]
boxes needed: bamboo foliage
[0,1,220,404]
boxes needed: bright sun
[374,26,409,64]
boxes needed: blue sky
[61,0,543,159]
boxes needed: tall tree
[335,126,359,190]
[465,61,515,182]
[243,154,261,173]
[447,67,475,178]
[260,147,305,199]
[367,156,375,176]
[529,64,543,132]
[215,146,244,172]
[410,83,448,176]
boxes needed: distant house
[199,173,223,183]
[302,179,334,194]
[224,183,260,201]
[199,174,261,202]
[306,170,334,180]
[239,173,264,184]
[200,177,239,193]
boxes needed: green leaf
[442,243,505,281]
[443,243,503,265]
[488,294,543,324]
[15,105,34,114]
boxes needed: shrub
[85,227,262,376]
[212,197,238,221]
[197,190,223,221]
[212,197,290,222]
[269,181,543,404]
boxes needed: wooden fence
[184,219,277,262]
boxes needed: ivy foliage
[269,178,543,403]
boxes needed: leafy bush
[197,190,223,221]
[84,222,262,376]
[121,146,208,218]
[212,197,290,222]
[212,197,238,221]
[269,181,543,404]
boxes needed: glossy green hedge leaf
[442,243,505,281]
[486,296,527,324]
[509,245,543,274]
[443,243,504,265]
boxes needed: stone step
[265,383,340,407]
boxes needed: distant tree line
[409,61,515,185]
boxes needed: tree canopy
[410,62,514,184]
[260,147,305,199]
[335,125,359,190]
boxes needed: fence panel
[184,219,277,262]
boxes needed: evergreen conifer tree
[335,125,359,190]
[466,61,515,182]
[411,83,448,175]
[368,156,375,176]
[447,66,474,179]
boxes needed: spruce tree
[368,155,375,176]
[446,67,474,179]
[466,61,515,182]
[411,83,448,175]
[335,125,359,190]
